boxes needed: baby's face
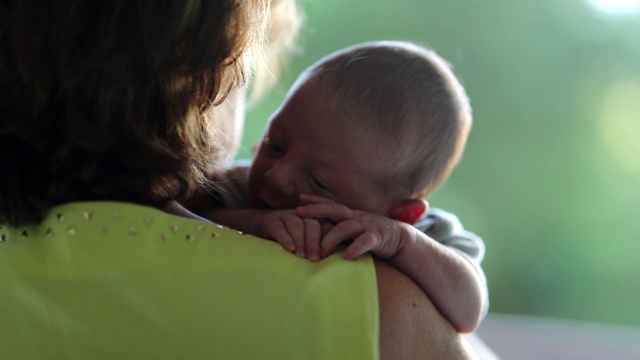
[248,77,400,215]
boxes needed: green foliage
[241,0,640,326]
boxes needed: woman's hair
[307,41,472,199]
[250,0,304,101]
[0,0,297,226]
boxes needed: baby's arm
[384,225,487,333]
[297,198,487,333]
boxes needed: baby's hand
[257,209,324,261]
[297,195,411,260]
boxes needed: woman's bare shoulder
[374,259,478,360]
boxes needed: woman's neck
[159,201,211,222]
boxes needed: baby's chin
[249,197,272,209]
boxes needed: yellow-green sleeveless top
[0,202,379,359]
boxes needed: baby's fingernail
[282,242,294,252]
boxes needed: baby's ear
[387,198,428,225]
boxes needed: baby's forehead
[289,76,419,151]
[283,67,420,155]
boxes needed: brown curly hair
[0,0,276,226]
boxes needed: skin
[247,78,394,214]
[206,87,247,168]
[203,73,486,332]
[165,201,480,359]
[375,259,480,359]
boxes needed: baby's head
[312,41,472,198]
[249,41,472,222]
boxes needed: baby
[196,41,487,332]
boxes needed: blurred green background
[239,0,640,326]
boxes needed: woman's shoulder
[375,259,478,359]
[1,201,476,359]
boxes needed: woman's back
[1,202,380,359]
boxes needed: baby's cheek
[247,170,264,207]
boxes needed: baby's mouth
[258,188,301,210]
[258,194,295,210]
[260,202,275,210]
[253,194,275,209]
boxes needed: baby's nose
[264,164,299,201]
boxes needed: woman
[0,1,477,358]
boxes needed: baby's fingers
[299,193,335,205]
[297,202,354,223]
[319,220,366,258]
[269,220,296,253]
[303,218,322,261]
[342,233,382,260]
[282,216,306,258]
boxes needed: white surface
[475,313,640,360]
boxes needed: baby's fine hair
[307,41,472,199]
